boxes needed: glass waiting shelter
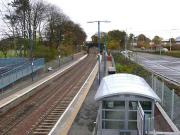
[95,73,161,135]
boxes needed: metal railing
[111,51,180,131]
[0,58,27,66]
[45,55,73,71]
[92,109,100,135]
[0,58,44,89]
[148,132,180,135]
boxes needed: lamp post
[28,8,34,81]
[58,34,64,67]
[169,29,177,52]
[124,28,130,51]
[58,55,61,67]
[87,21,110,84]
[125,32,127,51]
[104,33,107,76]
[170,37,172,52]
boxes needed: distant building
[162,38,180,45]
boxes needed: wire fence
[151,77,180,130]
[112,51,180,130]
[130,53,180,130]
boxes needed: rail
[49,61,98,135]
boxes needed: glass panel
[102,120,124,129]
[128,121,137,130]
[129,111,137,120]
[103,101,125,109]
[140,101,152,110]
[129,101,137,110]
[102,110,125,120]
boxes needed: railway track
[0,52,97,135]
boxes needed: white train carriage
[94,73,161,135]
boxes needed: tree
[0,38,12,57]
[137,34,150,48]
[91,32,105,45]
[10,0,30,38]
[0,0,19,55]
[170,38,176,45]
[152,36,162,45]
[127,33,134,49]
[107,30,126,50]
[62,20,86,53]
[0,0,87,59]
[45,5,68,48]
[31,1,47,43]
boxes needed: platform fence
[111,51,180,130]
[133,53,180,129]
[0,58,44,90]
[0,55,75,94]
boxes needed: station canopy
[95,73,161,102]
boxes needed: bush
[113,53,151,83]
[33,45,58,62]
[165,51,180,58]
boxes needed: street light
[57,34,64,67]
[125,29,127,51]
[169,29,177,52]
[87,21,110,84]
[170,37,172,51]
[28,16,34,81]
[104,33,107,76]
[58,55,61,67]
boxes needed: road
[133,52,180,85]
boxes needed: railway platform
[0,49,98,135]
[0,55,88,115]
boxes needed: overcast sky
[46,0,180,40]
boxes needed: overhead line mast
[87,21,110,84]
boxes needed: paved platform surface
[68,57,112,135]
[133,52,180,85]
[0,52,85,100]
[68,75,99,135]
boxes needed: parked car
[161,48,168,52]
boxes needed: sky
[37,0,180,40]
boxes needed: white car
[161,48,168,52]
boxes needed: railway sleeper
[33,131,49,134]
[60,102,70,106]
[50,112,62,115]
[41,122,54,126]
[62,98,72,101]
[34,128,51,131]
[46,117,59,120]
[55,106,67,111]
[52,108,65,111]
[51,110,63,113]
[54,108,66,111]
[60,100,71,103]
[61,102,69,105]
[44,119,57,122]
[59,103,69,106]
[48,114,61,117]
[38,125,53,128]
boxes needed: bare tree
[31,1,47,43]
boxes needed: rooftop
[95,73,161,102]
